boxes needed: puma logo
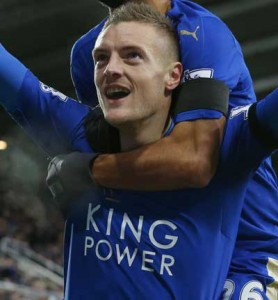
[180,26,200,41]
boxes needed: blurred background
[0,0,278,298]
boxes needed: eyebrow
[121,45,144,53]
[92,48,104,57]
[93,44,146,56]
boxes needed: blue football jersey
[62,106,273,300]
[71,0,278,289]
[70,19,106,107]
[1,44,276,299]
[0,44,92,156]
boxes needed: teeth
[106,87,130,97]
[105,87,130,100]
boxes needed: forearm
[93,117,225,190]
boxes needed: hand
[46,152,99,199]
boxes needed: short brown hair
[103,2,180,61]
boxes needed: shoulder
[170,0,238,46]
[71,19,107,61]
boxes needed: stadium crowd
[0,179,64,299]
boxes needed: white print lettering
[84,203,178,276]
[183,68,214,82]
[40,82,68,102]
[230,105,252,120]
[222,279,264,300]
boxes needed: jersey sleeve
[0,44,27,108]
[220,100,277,174]
[70,19,106,107]
[250,88,278,147]
[174,13,255,122]
[0,44,92,156]
[180,17,242,89]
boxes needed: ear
[165,62,183,92]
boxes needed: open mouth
[105,87,130,100]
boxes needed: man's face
[93,21,176,128]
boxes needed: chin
[105,113,129,128]
[105,107,138,127]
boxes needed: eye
[126,51,142,61]
[94,53,109,64]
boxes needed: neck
[119,112,170,152]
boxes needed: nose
[104,55,123,80]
